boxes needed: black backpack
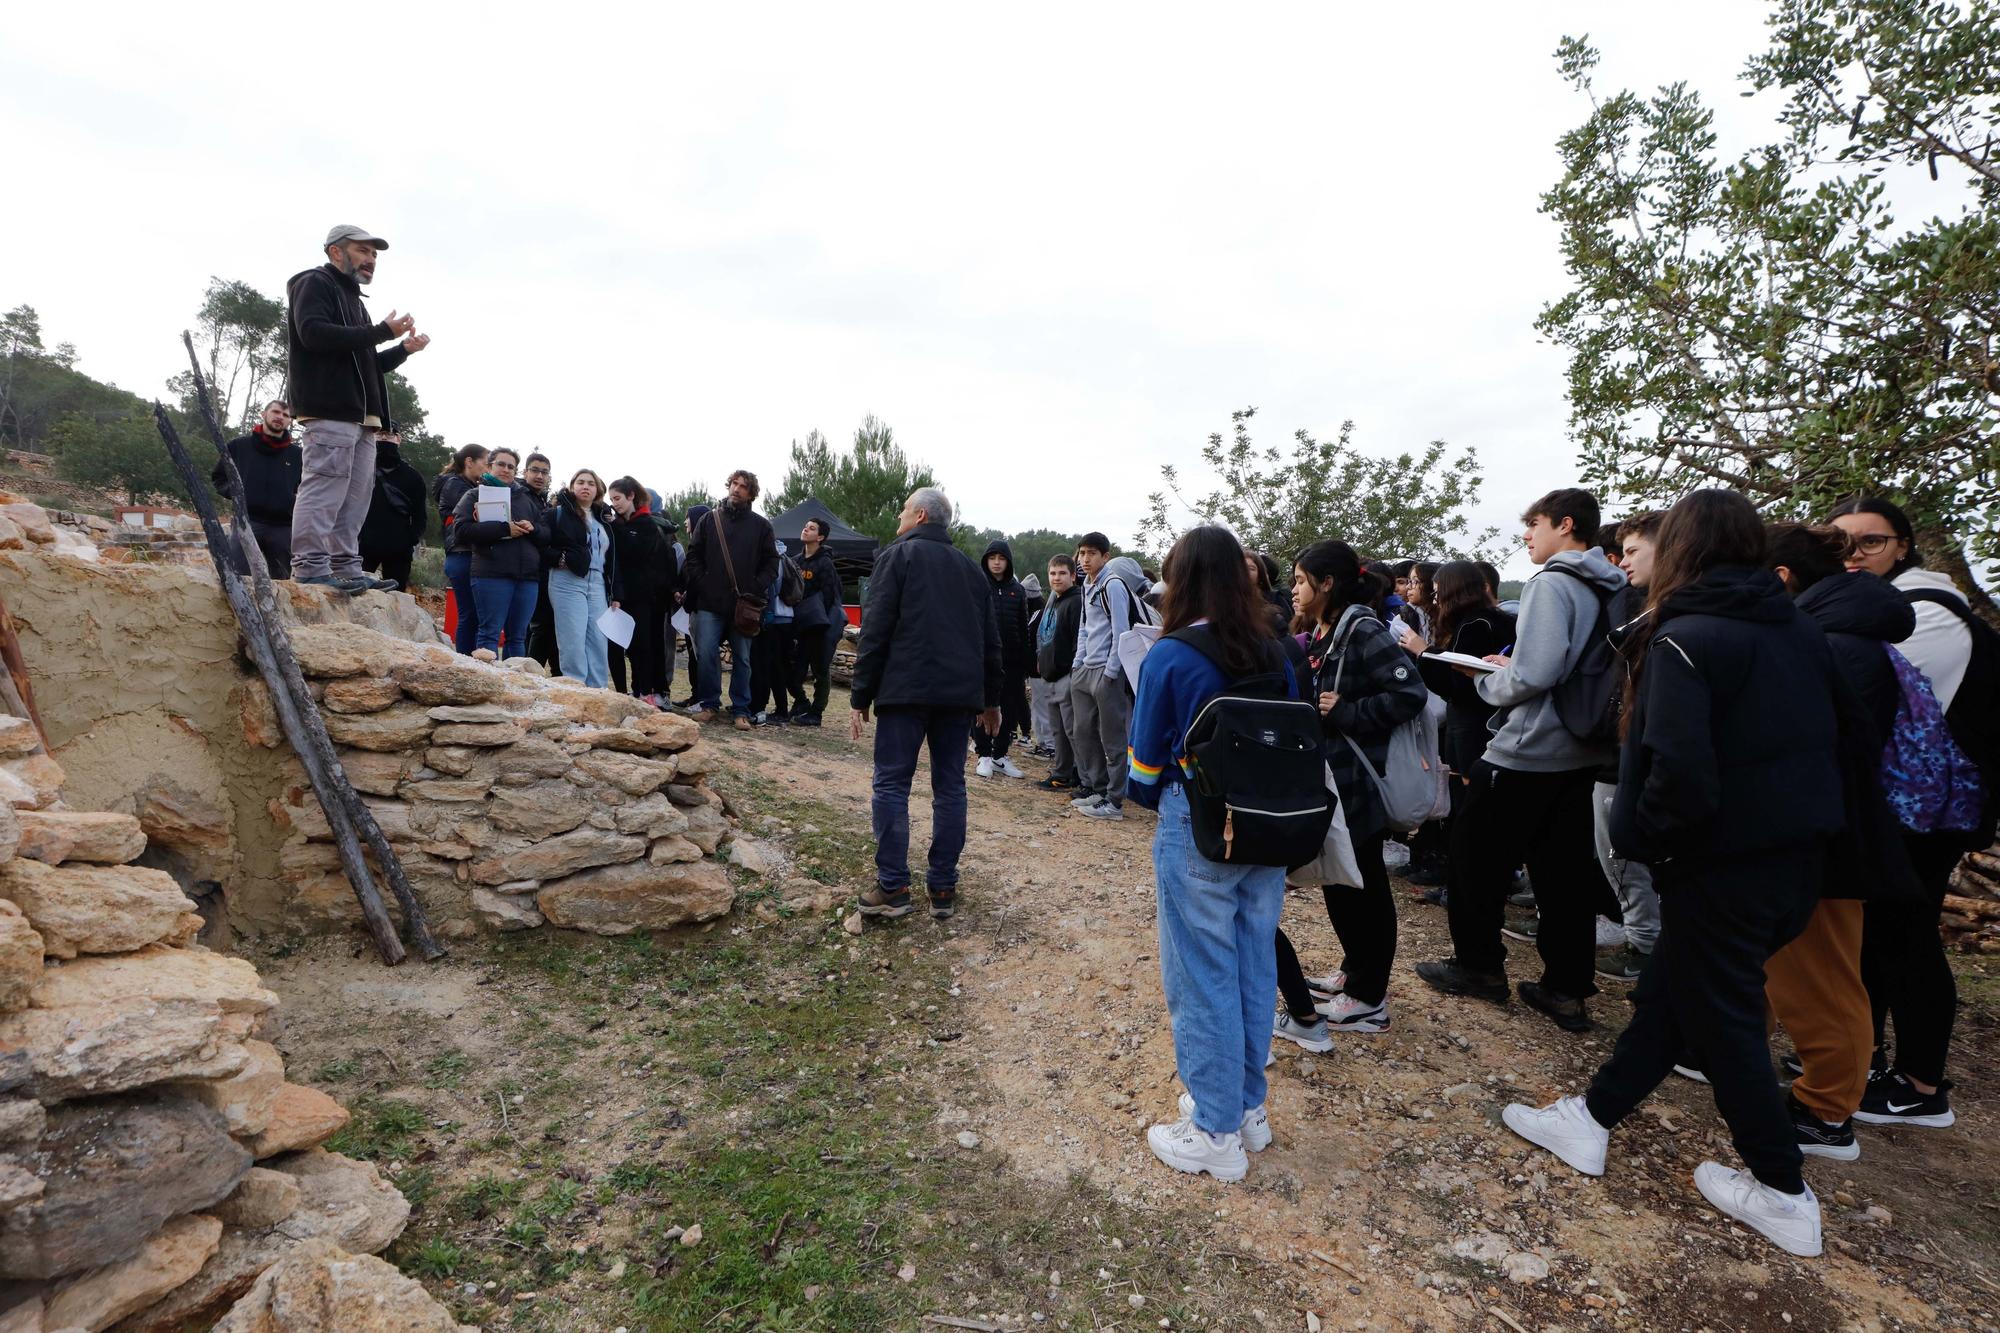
[777,555,807,607]
[1541,563,1626,745]
[1166,628,1333,868]
[1907,589,2000,841]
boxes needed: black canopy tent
[766,497,879,589]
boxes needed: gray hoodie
[1074,556,1148,680]
[1477,547,1628,772]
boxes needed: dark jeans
[871,706,973,896]
[1273,832,1396,1014]
[1863,830,1976,1086]
[361,547,412,590]
[471,575,538,658]
[751,623,797,717]
[445,549,478,654]
[249,519,292,577]
[527,571,561,674]
[789,626,827,716]
[693,609,753,715]
[1445,761,1604,998]
[973,674,1029,758]
[1585,846,1821,1194]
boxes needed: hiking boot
[793,713,823,727]
[355,575,400,592]
[298,574,368,595]
[688,708,717,724]
[1595,946,1649,981]
[1146,1114,1248,1182]
[1178,1092,1270,1152]
[1500,914,1539,944]
[995,757,1026,778]
[1415,957,1509,1003]
[928,892,957,921]
[1518,982,1590,1033]
[1316,992,1390,1032]
[1853,1071,1955,1128]
[1035,776,1077,792]
[1271,1011,1334,1053]
[975,756,995,778]
[734,715,752,731]
[1081,801,1124,821]
[857,887,913,919]
[1693,1163,1822,1258]
[1501,1095,1608,1177]
[1788,1092,1860,1161]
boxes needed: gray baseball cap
[323,224,389,250]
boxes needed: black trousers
[751,623,797,716]
[526,571,560,674]
[1445,761,1604,998]
[360,546,411,590]
[615,595,670,696]
[1274,831,1396,1014]
[252,520,293,577]
[788,626,827,716]
[972,674,1029,758]
[1862,830,1976,1086]
[1585,846,1820,1194]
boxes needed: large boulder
[284,625,398,679]
[468,826,644,886]
[469,888,543,932]
[242,1084,349,1158]
[0,861,200,959]
[210,1237,472,1333]
[0,997,249,1101]
[12,811,147,866]
[0,902,42,1013]
[537,859,735,935]
[0,1096,250,1280]
[631,710,702,752]
[30,947,279,1018]
[43,1213,223,1332]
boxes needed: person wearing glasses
[450,447,548,660]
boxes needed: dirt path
[713,719,2000,1332]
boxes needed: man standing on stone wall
[285,224,431,593]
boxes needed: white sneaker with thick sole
[1146,1115,1248,1181]
[996,757,1026,778]
[975,757,995,778]
[1501,1096,1609,1177]
[1178,1092,1270,1152]
[1271,1011,1334,1053]
[1082,801,1125,820]
[1316,992,1390,1032]
[1069,793,1104,810]
[1304,969,1348,998]
[1693,1162,1822,1258]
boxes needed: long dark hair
[1293,540,1384,628]
[1623,489,1768,729]
[1826,494,1922,575]
[1765,522,1850,594]
[1408,561,1439,612]
[430,443,490,507]
[1159,526,1271,677]
[1431,559,1496,650]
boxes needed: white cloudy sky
[3,3,1782,572]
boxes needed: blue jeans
[548,568,610,688]
[446,549,478,654]
[471,576,538,658]
[1154,782,1285,1135]
[692,609,753,715]
[871,707,973,896]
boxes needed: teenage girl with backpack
[1828,495,1991,1129]
[1127,526,1305,1183]
[1270,541,1428,1051]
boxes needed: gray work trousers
[1069,664,1132,806]
[1593,779,1660,953]
[1044,675,1079,783]
[290,420,377,580]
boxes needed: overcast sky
[3,3,1781,573]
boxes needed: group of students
[1119,486,1994,1264]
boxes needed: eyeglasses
[1851,533,1898,554]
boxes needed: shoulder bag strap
[711,509,743,598]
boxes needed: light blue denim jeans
[549,567,610,689]
[1153,782,1286,1135]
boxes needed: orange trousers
[1765,899,1872,1123]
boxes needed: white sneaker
[1595,916,1627,949]
[1069,793,1104,810]
[996,757,1026,778]
[975,756,995,778]
[1693,1162,1822,1258]
[1316,992,1389,1032]
[1501,1096,1609,1177]
[1178,1092,1270,1152]
[1271,1011,1333,1053]
[1146,1115,1248,1182]
[1082,801,1125,821]
[1673,1064,1711,1084]
[1304,970,1347,998]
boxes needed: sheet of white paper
[1116,623,1163,687]
[598,606,636,649]
[475,484,512,524]
[1422,650,1502,673]
[670,608,690,636]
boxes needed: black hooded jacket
[850,523,1001,714]
[1795,571,1914,742]
[1036,582,1085,682]
[284,263,410,424]
[1610,564,1845,866]
[983,539,1032,678]
[211,426,301,526]
[613,510,679,605]
[358,440,428,557]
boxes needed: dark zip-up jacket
[1610,564,1845,866]
[358,442,428,557]
[451,479,549,580]
[683,500,778,611]
[613,511,678,605]
[210,425,301,526]
[851,522,1001,714]
[1035,583,1085,682]
[431,473,476,552]
[983,539,1032,679]
[792,546,843,630]
[542,496,621,602]
[284,263,410,423]
[1314,609,1430,839]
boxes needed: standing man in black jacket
[682,471,779,729]
[285,224,429,593]
[1034,555,1086,792]
[358,426,428,590]
[850,488,1001,921]
[211,399,301,576]
[972,538,1032,778]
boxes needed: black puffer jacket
[451,479,549,580]
[284,263,410,424]
[542,495,620,601]
[358,441,428,557]
[432,473,476,552]
[850,523,1001,714]
[1035,583,1085,682]
[983,539,1032,678]
[1611,564,1845,865]
[211,426,302,525]
[613,511,678,604]
[1795,572,1914,742]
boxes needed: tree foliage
[47,410,191,506]
[655,480,715,527]
[766,416,941,545]
[166,278,287,432]
[1138,408,1501,566]
[1538,3,2000,592]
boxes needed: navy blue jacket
[851,523,1001,714]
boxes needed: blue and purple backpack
[1879,644,1986,834]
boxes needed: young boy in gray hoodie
[1418,488,1628,1032]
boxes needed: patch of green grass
[323,1097,425,1160]
[424,1049,471,1090]
[315,1056,362,1082]
[452,1175,524,1221]
[405,1237,465,1279]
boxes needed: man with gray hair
[284,224,431,591]
[849,488,1001,921]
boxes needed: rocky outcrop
[211,1237,472,1333]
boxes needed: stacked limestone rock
[250,621,740,938]
[0,769,409,1332]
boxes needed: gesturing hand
[384,310,416,337]
[850,708,869,742]
[402,332,431,355]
